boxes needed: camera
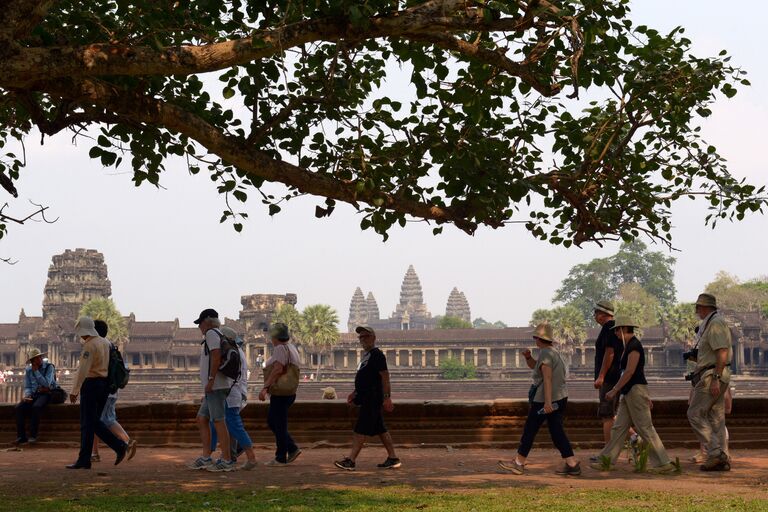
[683,348,698,362]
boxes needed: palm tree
[79,297,129,349]
[271,304,305,343]
[299,304,340,381]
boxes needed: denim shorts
[197,389,229,422]
[100,394,118,426]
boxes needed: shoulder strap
[693,313,717,350]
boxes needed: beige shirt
[71,336,110,395]
[696,313,732,381]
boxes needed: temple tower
[365,292,380,322]
[239,293,298,336]
[445,287,471,323]
[391,265,433,329]
[42,249,112,326]
[347,287,369,332]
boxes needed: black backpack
[204,328,241,381]
[107,343,130,394]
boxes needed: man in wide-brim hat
[591,300,624,446]
[688,293,733,472]
[15,346,57,445]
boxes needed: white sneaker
[263,459,287,467]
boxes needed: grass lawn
[9,487,768,512]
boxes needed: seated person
[15,348,57,444]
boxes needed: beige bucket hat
[531,323,556,344]
[74,316,99,337]
[613,315,639,329]
[26,347,47,362]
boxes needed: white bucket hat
[74,316,99,337]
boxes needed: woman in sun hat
[498,323,580,476]
[589,315,677,474]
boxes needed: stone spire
[445,287,471,323]
[398,265,424,306]
[366,292,380,321]
[42,248,112,326]
[348,287,368,332]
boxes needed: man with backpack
[66,316,131,469]
[188,308,236,472]
[91,320,137,463]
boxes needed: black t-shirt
[594,320,624,382]
[354,347,388,403]
[619,336,647,395]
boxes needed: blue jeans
[77,378,125,466]
[210,406,253,456]
[268,394,297,463]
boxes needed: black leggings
[517,397,574,458]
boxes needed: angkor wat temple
[1,250,767,380]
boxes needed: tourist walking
[589,316,677,474]
[209,326,258,470]
[66,317,130,469]
[259,323,301,466]
[90,320,137,463]
[498,323,580,476]
[687,293,733,471]
[592,300,624,445]
[15,347,57,445]
[188,308,235,472]
[334,326,400,471]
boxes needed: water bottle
[537,403,559,415]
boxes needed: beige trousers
[687,375,728,458]
[599,384,670,467]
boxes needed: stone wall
[2,399,767,448]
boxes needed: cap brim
[193,318,202,324]
[594,307,614,315]
[355,326,374,334]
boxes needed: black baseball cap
[193,308,219,325]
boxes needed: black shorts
[354,401,388,436]
[598,381,620,418]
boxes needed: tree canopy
[1,0,765,246]
[554,240,675,320]
[705,271,768,317]
[79,297,129,346]
[436,315,473,329]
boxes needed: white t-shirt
[226,347,249,409]
[266,343,300,368]
[200,328,235,391]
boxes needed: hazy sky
[1,1,767,329]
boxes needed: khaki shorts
[598,381,620,418]
[197,389,229,422]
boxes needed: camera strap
[692,312,717,351]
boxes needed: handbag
[49,386,67,405]
[262,345,300,397]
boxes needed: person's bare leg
[379,432,397,458]
[109,422,130,443]
[212,419,231,461]
[347,434,366,461]
[92,437,99,457]
[602,418,614,444]
[197,416,212,457]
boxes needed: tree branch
[38,78,482,233]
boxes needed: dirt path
[1,447,766,498]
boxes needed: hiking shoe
[188,456,213,470]
[555,462,581,476]
[264,459,287,467]
[241,460,258,471]
[701,452,730,472]
[377,457,402,469]
[286,448,302,464]
[90,454,101,463]
[647,463,678,475]
[334,458,356,471]
[207,459,237,472]
[126,440,138,462]
[13,438,28,446]
[589,462,612,471]
[498,459,524,475]
[28,437,37,444]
